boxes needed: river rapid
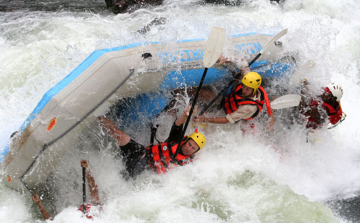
[0,0,360,222]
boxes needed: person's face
[242,84,255,97]
[321,89,334,102]
[181,139,199,156]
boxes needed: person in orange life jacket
[32,160,101,220]
[193,55,274,130]
[298,81,344,129]
[98,104,206,178]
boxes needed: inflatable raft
[0,31,295,191]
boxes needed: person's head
[242,72,262,96]
[181,129,206,156]
[322,83,343,102]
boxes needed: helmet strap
[252,89,257,95]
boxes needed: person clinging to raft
[98,103,206,178]
[193,55,274,132]
[298,80,345,130]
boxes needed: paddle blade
[203,27,226,68]
[271,94,301,109]
[260,28,288,54]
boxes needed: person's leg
[98,117,130,146]
[131,157,148,177]
[99,117,147,178]
[81,160,101,206]
[119,140,147,178]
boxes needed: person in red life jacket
[98,104,206,178]
[32,160,101,220]
[193,60,274,131]
[299,82,345,129]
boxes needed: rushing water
[1,0,360,222]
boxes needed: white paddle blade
[203,27,226,68]
[260,28,288,54]
[271,94,301,109]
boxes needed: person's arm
[193,115,229,124]
[98,116,130,146]
[175,103,197,126]
[218,54,249,72]
[218,55,250,88]
[266,110,275,131]
[300,79,310,96]
[167,104,197,142]
[194,104,257,124]
[81,160,101,206]
[32,194,52,220]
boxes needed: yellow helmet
[242,72,262,94]
[187,129,206,152]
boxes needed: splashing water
[1,0,360,222]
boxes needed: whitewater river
[1,0,360,222]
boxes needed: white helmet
[327,83,343,101]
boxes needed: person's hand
[218,54,231,65]
[301,78,309,86]
[184,104,198,117]
[266,119,274,132]
[32,194,42,205]
[236,59,248,69]
[193,115,206,123]
[81,160,88,169]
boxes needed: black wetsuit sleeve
[166,122,183,143]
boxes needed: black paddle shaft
[20,179,35,196]
[82,166,86,214]
[174,68,209,157]
[199,53,261,115]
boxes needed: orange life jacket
[146,138,193,174]
[224,85,271,120]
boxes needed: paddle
[82,165,86,214]
[270,94,301,109]
[174,27,226,156]
[199,28,288,116]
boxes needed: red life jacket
[322,101,343,125]
[306,100,343,128]
[224,85,271,120]
[78,203,93,219]
[146,138,193,174]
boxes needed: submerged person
[32,160,101,220]
[98,104,206,178]
[193,55,274,132]
[298,81,345,130]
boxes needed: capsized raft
[0,31,296,191]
